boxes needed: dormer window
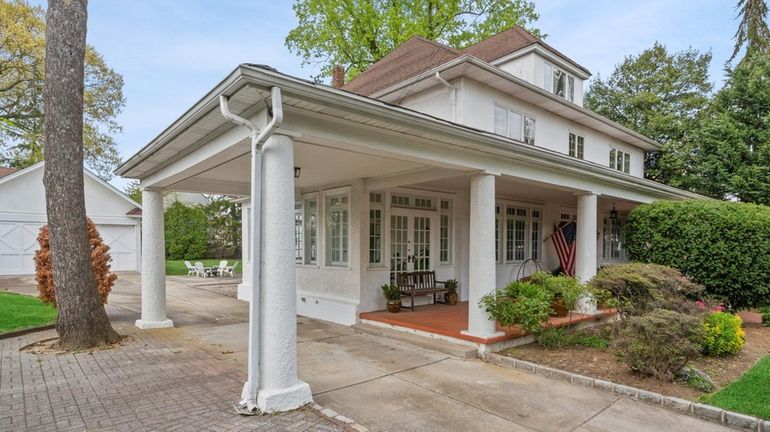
[544,62,575,103]
[494,104,536,145]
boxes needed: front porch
[360,302,618,352]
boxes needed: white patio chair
[222,261,239,277]
[194,261,210,278]
[217,260,228,277]
[184,261,197,277]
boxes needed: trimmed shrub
[702,312,745,356]
[589,263,704,316]
[615,309,705,379]
[626,200,770,309]
[34,219,117,307]
[164,201,208,260]
[480,281,553,335]
[760,307,770,327]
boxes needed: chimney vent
[332,64,345,88]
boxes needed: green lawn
[702,355,770,419]
[0,292,57,334]
[165,259,233,275]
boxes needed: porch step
[353,322,478,359]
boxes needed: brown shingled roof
[341,36,461,96]
[462,26,590,75]
[0,167,18,178]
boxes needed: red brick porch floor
[359,301,617,344]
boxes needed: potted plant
[381,283,401,313]
[532,271,587,318]
[444,279,459,305]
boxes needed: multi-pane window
[569,133,585,159]
[369,193,383,265]
[494,105,536,145]
[326,194,349,266]
[304,198,317,264]
[498,204,542,263]
[545,62,575,102]
[602,216,627,261]
[609,148,631,174]
[440,200,452,265]
[294,201,303,263]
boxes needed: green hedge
[164,201,209,260]
[625,200,770,309]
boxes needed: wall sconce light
[294,167,301,178]
[610,204,619,220]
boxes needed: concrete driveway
[0,274,731,432]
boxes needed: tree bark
[43,0,119,349]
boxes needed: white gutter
[434,72,457,122]
[219,86,283,413]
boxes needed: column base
[237,283,252,302]
[461,329,505,340]
[576,294,598,315]
[135,319,174,329]
[257,381,313,413]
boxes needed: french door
[390,210,433,282]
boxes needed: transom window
[391,194,435,210]
[569,133,585,159]
[495,204,542,263]
[544,62,575,102]
[494,104,536,145]
[609,148,631,174]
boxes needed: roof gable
[462,26,590,76]
[342,36,461,96]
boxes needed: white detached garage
[0,162,141,275]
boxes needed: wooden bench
[395,271,448,311]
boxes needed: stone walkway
[0,306,347,432]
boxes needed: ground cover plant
[0,292,57,334]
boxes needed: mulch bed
[500,324,770,400]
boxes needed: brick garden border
[483,352,770,432]
[310,403,369,432]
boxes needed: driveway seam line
[567,397,620,432]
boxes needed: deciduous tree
[43,0,119,349]
[285,0,542,79]
[0,0,124,179]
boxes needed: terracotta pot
[445,292,459,305]
[551,296,569,317]
[387,300,401,313]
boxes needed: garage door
[0,222,43,275]
[0,222,137,275]
[96,224,137,272]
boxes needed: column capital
[573,191,601,197]
[274,128,302,139]
[141,186,164,193]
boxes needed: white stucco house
[0,162,142,275]
[116,27,700,412]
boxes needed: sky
[29,0,741,190]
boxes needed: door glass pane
[390,215,408,282]
[413,216,431,271]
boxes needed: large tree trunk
[43,0,119,349]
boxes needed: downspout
[434,72,457,122]
[219,86,283,413]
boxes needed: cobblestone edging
[0,324,56,340]
[310,403,369,432]
[483,352,770,432]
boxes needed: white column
[135,188,173,329]
[257,133,312,413]
[237,201,252,301]
[575,192,598,314]
[462,173,504,339]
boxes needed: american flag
[552,220,577,276]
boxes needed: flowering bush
[701,312,745,356]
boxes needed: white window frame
[545,61,576,102]
[569,132,585,159]
[602,215,628,261]
[609,147,631,174]
[368,192,385,266]
[325,189,350,267]
[494,103,536,145]
[303,194,318,265]
[496,202,543,264]
[439,199,452,265]
[294,200,304,264]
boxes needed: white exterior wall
[496,52,536,85]
[0,164,141,275]
[458,78,644,177]
[400,83,454,122]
